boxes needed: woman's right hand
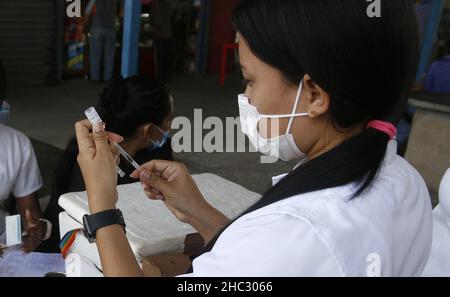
[131,161,230,241]
[131,161,207,224]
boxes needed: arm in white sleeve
[182,212,345,277]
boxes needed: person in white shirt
[0,123,50,253]
[422,168,450,276]
[73,0,433,276]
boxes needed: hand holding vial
[84,107,141,177]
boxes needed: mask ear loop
[149,124,163,145]
[153,125,171,146]
[286,81,305,134]
[156,125,166,134]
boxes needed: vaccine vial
[84,107,126,178]
[84,107,102,124]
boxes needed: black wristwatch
[82,209,126,243]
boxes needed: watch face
[82,215,94,243]
[82,228,90,242]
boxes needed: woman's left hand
[75,120,123,214]
[21,209,45,253]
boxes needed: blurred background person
[424,41,450,94]
[84,0,123,82]
[152,0,174,82]
[0,124,51,254]
[415,0,433,42]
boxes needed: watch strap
[83,209,126,243]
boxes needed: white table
[59,173,261,277]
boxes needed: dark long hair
[197,0,419,258]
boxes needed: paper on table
[5,215,21,247]
[0,252,65,277]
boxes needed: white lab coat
[182,141,433,277]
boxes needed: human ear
[141,123,154,142]
[302,74,330,118]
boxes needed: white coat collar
[272,140,398,187]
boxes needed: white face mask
[238,81,308,162]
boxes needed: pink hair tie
[367,120,397,140]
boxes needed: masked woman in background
[40,75,174,252]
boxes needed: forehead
[238,37,281,80]
[238,37,256,70]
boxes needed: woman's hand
[131,161,206,224]
[75,120,123,214]
[131,161,230,242]
[21,209,45,253]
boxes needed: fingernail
[93,122,105,133]
[141,170,150,180]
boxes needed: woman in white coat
[74,0,432,276]
[422,169,450,276]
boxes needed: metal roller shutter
[0,0,62,86]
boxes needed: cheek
[247,84,277,114]
[161,117,173,131]
[290,117,320,153]
[248,83,292,138]
[162,121,171,132]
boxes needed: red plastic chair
[219,43,239,86]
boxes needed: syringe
[84,107,141,177]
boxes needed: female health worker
[74,0,433,276]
